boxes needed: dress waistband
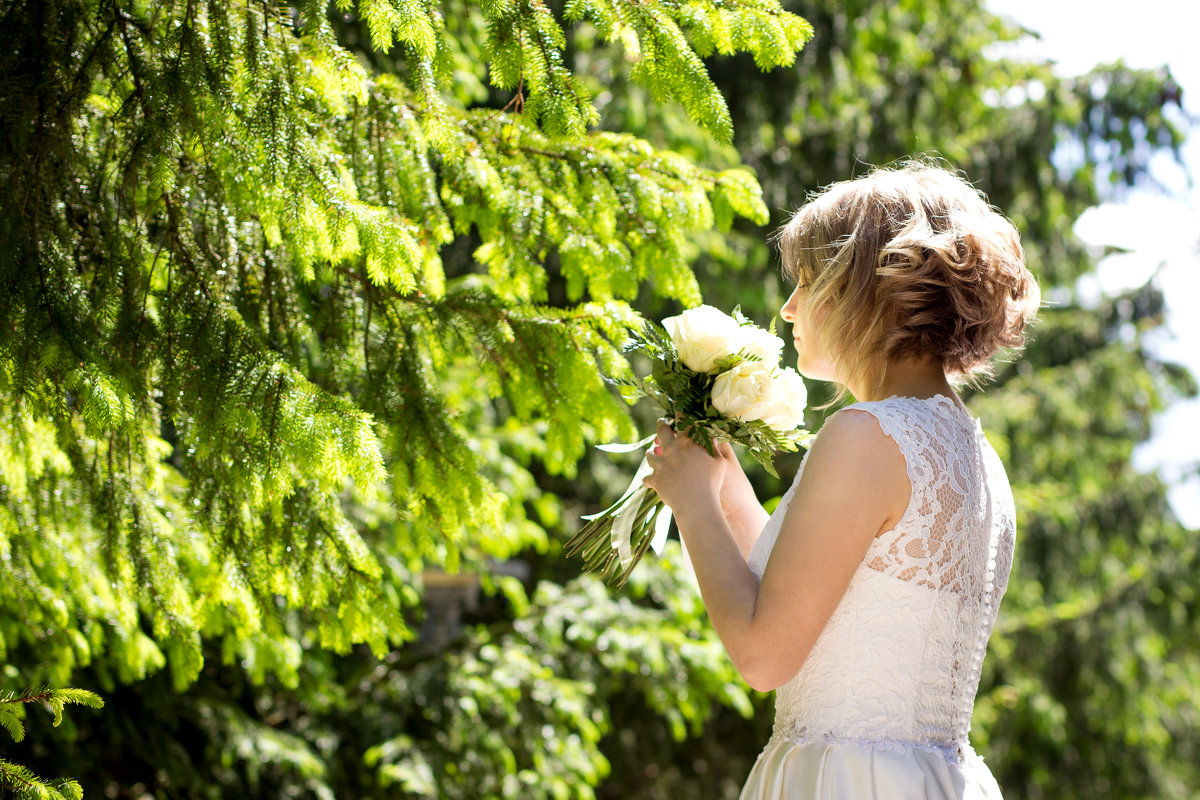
[770,731,973,766]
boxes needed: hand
[643,421,725,512]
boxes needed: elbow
[742,673,782,693]
[732,648,807,693]
[740,668,791,694]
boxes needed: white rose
[738,325,784,365]
[756,367,808,432]
[663,305,784,373]
[711,362,775,421]
[662,305,743,373]
[711,364,807,432]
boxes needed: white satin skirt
[739,738,1003,800]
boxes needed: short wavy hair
[774,162,1040,401]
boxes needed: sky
[986,0,1200,527]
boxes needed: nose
[780,286,799,323]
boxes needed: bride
[644,162,1040,798]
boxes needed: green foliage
[0,0,799,693]
[0,689,104,745]
[0,761,83,800]
[1,0,1194,797]
[0,0,805,795]
[0,688,101,800]
[5,553,746,800]
[363,556,747,799]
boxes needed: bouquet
[566,305,812,586]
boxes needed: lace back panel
[746,395,1016,763]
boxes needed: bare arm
[645,410,909,691]
[714,441,770,560]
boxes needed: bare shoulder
[795,407,910,534]
[806,407,906,470]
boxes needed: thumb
[716,440,736,461]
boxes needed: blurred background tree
[1,1,1195,799]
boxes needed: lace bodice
[746,394,1015,764]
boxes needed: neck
[849,356,954,402]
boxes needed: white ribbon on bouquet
[582,434,674,569]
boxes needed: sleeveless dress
[739,395,1013,799]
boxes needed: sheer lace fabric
[745,395,1015,768]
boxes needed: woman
[644,162,1040,798]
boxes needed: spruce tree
[1,0,809,796]
[1,0,810,682]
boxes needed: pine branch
[0,687,100,799]
[0,0,797,695]
[0,687,104,716]
[0,758,84,800]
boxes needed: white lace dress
[739,395,1012,799]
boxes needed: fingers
[642,451,658,489]
[652,421,675,458]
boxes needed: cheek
[793,312,838,379]
[798,308,821,346]
[811,300,832,329]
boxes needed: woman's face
[780,283,838,382]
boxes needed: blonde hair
[774,161,1040,402]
